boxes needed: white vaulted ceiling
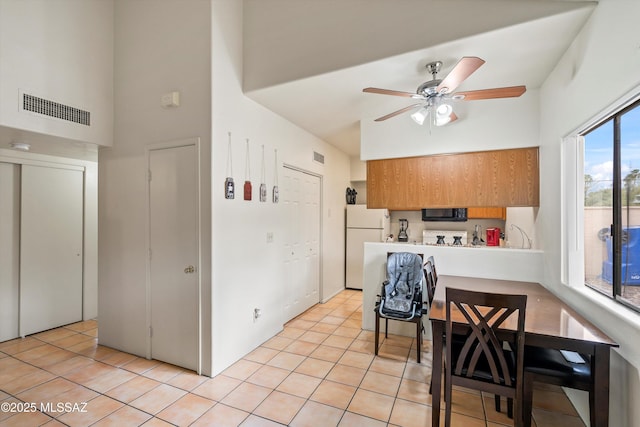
[242,0,597,156]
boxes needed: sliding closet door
[0,162,20,341]
[20,164,83,336]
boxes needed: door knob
[184,265,195,274]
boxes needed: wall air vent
[313,151,325,164]
[22,93,90,126]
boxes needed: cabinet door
[20,165,83,336]
[0,162,20,342]
[468,207,506,220]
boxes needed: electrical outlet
[253,308,261,321]
[266,232,274,243]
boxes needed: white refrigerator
[345,205,390,290]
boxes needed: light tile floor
[0,289,585,426]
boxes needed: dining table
[429,275,619,427]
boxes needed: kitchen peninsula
[361,242,544,338]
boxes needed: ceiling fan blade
[363,87,421,98]
[436,56,485,94]
[454,85,526,101]
[374,103,422,121]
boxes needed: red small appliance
[486,227,501,246]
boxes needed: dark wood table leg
[592,345,611,427]
[431,320,443,427]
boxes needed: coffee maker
[398,219,409,242]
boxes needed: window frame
[581,98,640,313]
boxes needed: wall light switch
[266,232,274,243]
[161,91,180,108]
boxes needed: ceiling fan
[363,56,526,126]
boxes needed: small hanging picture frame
[224,132,235,199]
[272,148,279,203]
[244,138,252,201]
[259,144,267,202]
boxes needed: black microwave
[421,208,468,222]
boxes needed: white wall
[99,0,213,374]
[211,0,350,375]
[538,1,640,425]
[0,0,113,147]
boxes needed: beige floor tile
[326,364,366,387]
[309,322,339,334]
[369,357,406,377]
[284,340,319,356]
[309,345,345,362]
[65,320,98,332]
[156,393,215,426]
[347,389,394,422]
[33,328,78,343]
[323,335,355,350]
[382,334,414,349]
[286,319,317,330]
[30,348,78,370]
[347,339,375,354]
[191,375,242,401]
[104,375,161,403]
[310,380,357,410]
[166,370,209,391]
[397,378,433,405]
[359,370,401,396]
[141,363,186,383]
[40,384,99,416]
[91,404,152,426]
[44,355,95,376]
[290,400,344,427]
[294,357,335,378]
[1,410,53,426]
[276,372,322,399]
[141,417,175,427]
[221,382,271,412]
[191,403,249,427]
[320,315,345,325]
[247,365,290,388]
[446,410,488,427]
[341,319,362,329]
[243,346,279,364]
[298,311,328,322]
[338,411,387,427]
[338,350,374,370]
[278,327,307,340]
[16,377,77,404]
[388,398,432,427]
[531,388,579,416]
[83,368,138,393]
[298,330,330,345]
[100,350,139,368]
[220,359,263,381]
[403,360,432,382]
[63,361,119,386]
[57,395,123,426]
[266,351,305,371]
[447,388,485,420]
[261,335,294,351]
[239,414,286,427]
[65,338,99,355]
[482,393,516,425]
[12,343,60,363]
[129,383,187,414]
[3,368,56,395]
[253,390,306,424]
[50,333,95,350]
[377,343,411,361]
[0,337,45,355]
[121,357,162,374]
[333,326,362,339]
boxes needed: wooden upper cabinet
[468,207,507,220]
[366,147,539,210]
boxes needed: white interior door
[0,162,20,341]
[282,167,320,321]
[20,164,83,336]
[148,142,199,372]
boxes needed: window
[583,100,640,312]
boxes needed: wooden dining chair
[445,288,527,427]
[522,347,594,427]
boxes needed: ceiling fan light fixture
[410,107,429,125]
